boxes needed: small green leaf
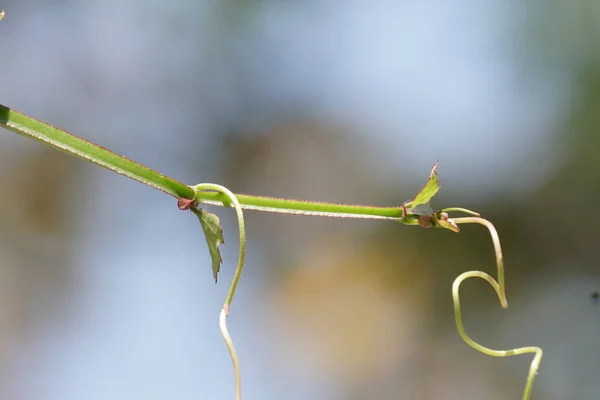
[0,11,5,21]
[192,208,224,282]
[411,162,440,207]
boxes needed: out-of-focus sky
[1,1,599,399]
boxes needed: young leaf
[411,162,440,207]
[191,208,224,282]
[0,10,5,21]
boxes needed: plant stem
[194,191,415,222]
[0,104,418,223]
[0,103,194,199]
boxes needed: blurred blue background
[1,1,599,399]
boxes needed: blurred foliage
[2,0,600,398]
[0,148,79,398]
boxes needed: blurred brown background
[1,1,599,399]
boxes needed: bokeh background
[1,1,599,399]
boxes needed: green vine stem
[0,103,420,222]
[1,103,544,398]
[0,104,194,199]
[192,184,246,400]
[452,216,543,400]
[194,190,410,221]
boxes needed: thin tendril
[453,217,542,400]
[193,183,246,400]
[440,207,480,217]
[454,217,506,308]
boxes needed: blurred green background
[0,1,599,399]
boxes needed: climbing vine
[0,10,542,399]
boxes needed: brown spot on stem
[177,197,196,210]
